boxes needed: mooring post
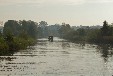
[48,36,53,42]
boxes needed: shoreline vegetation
[0,35,36,55]
[0,20,38,55]
[0,20,113,55]
[60,21,113,45]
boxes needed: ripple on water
[0,38,113,76]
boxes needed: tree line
[0,20,113,55]
[0,20,61,55]
[0,20,38,55]
[60,21,113,44]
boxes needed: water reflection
[97,44,113,62]
[79,41,85,49]
[0,38,113,76]
[0,57,16,61]
[61,42,70,49]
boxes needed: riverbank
[0,36,37,56]
[0,38,113,76]
[0,20,38,56]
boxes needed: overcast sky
[0,0,113,26]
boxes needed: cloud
[0,0,84,6]
[0,0,113,6]
[56,0,85,5]
[0,0,45,6]
[61,0,113,5]
[87,0,113,3]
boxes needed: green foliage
[3,20,38,39]
[20,20,38,39]
[3,20,21,36]
[62,28,87,42]
[38,21,48,38]
[1,20,113,55]
[39,21,48,26]
[62,21,113,44]
[86,29,101,43]
[13,37,36,50]
[0,34,36,56]
[59,23,72,38]
[101,21,110,36]
[0,20,38,56]
[76,28,86,36]
[0,36,9,55]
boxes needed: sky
[0,0,113,26]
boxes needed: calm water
[0,37,113,76]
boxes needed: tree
[76,28,86,36]
[4,32,16,51]
[18,20,38,38]
[101,20,109,36]
[38,21,48,37]
[3,20,21,36]
[3,20,38,39]
[39,21,48,27]
[58,23,72,38]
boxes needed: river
[0,37,113,76]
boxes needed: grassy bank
[0,35,37,56]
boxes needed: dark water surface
[0,37,113,76]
